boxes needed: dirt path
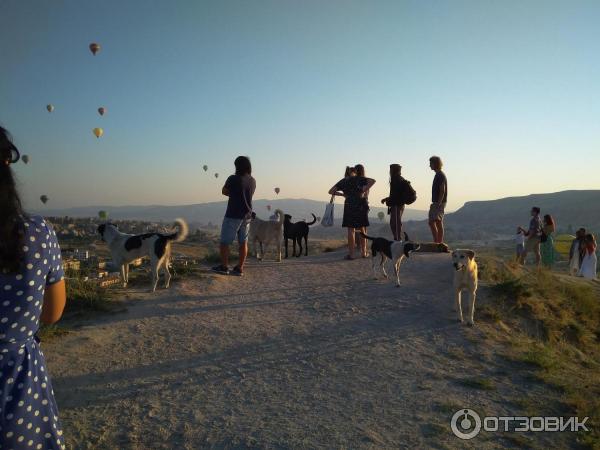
[43,250,569,449]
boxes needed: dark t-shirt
[432,171,448,203]
[388,176,408,206]
[224,174,256,219]
[335,176,369,203]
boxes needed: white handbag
[321,195,335,227]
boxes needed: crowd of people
[327,156,447,260]
[516,206,597,278]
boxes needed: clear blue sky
[1,0,599,211]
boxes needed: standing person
[381,164,414,241]
[518,207,542,267]
[428,156,447,244]
[354,164,371,257]
[0,127,67,450]
[569,228,586,276]
[328,167,375,259]
[515,227,526,261]
[578,234,597,279]
[212,156,256,276]
[540,214,557,268]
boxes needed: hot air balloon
[98,107,106,116]
[93,128,104,138]
[89,43,101,55]
[266,205,271,211]
[40,195,49,204]
[203,165,208,172]
[22,155,30,164]
[274,187,280,195]
[98,210,108,220]
[377,211,385,221]
[46,104,54,113]
[214,173,219,178]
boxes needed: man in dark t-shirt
[428,156,447,244]
[212,156,256,276]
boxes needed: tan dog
[452,249,478,325]
[249,209,284,262]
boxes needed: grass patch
[65,277,123,316]
[37,324,71,340]
[479,257,600,448]
[420,422,446,438]
[457,377,496,390]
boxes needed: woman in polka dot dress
[1,127,67,450]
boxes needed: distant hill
[36,198,429,226]
[445,190,600,234]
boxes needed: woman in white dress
[569,228,586,276]
[578,234,597,280]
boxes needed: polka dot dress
[1,216,65,450]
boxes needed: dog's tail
[359,232,375,241]
[307,213,317,226]
[166,218,189,243]
[274,209,285,224]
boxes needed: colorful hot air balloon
[40,195,49,204]
[266,205,271,211]
[98,210,108,220]
[46,104,54,113]
[274,187,280,195]
[203,165,208,172]
[89,43,101,55]
[214,173,219,178]
[93,128,104,138]
[377,211,385,221]
[22,154,30,164]
[98,107,106,116]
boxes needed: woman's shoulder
[21,215,56,235]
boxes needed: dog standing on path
[360,232,420,286]
[284,213,317,258]
[452,249,478,326]
[249,209,284,261]
[98,219,188,291]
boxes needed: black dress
[336,176,370,228]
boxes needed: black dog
[284,213,317,258]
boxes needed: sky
[1,0,599,212]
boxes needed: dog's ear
[251,212,256,220]
[465,250,476,260]
[403,232,411,242]
[97,224,105,235]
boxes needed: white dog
[452,249,478,325]
[360,232,420,287]
[249,209,284,261]
[98,219,188,291]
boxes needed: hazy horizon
[2,0,599,211]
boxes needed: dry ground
[43,250,579,449]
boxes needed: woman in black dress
[328,165,376,259]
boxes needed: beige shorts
[428,203,446,222]
[525,237,540,252]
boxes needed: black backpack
[401,179,417,205]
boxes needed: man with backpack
[381,164,417,240]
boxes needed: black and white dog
[98,219,188,291]
[360,232,420,286]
